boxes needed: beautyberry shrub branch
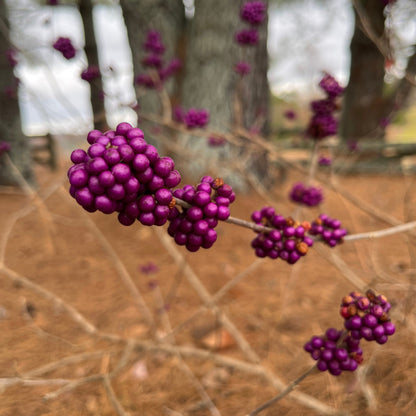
[305,290,395,376]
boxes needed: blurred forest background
[2,2,416,415]
[1,0,416,185]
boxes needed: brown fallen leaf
[200,327,235,351]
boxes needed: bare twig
[58,186,154,325]
[152,228,346,415]
[0,265,122,343]
[248,365,319,416]
[103,375,131,416]
[152,285,222,416]
[344,221,416,242]
[43,373,107,401]
[3,154,55,255]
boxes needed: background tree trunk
[0,1,33,186]
[178,0,271,190]
[119,0,185,115]
[340,0,387,142]
[79,0,107,131]
[240,10,270,136]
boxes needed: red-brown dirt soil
[1,150,416,416]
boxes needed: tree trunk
[79,0,107,131]
[119,0,185,115]
[340,0,387,142]
[0,1,34,186]
[240,10,270,136]
[178,0,271,190]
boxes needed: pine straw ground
[0,150,415,416]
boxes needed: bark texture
[340,0,388,142]
[178,0,271,190]
[0,1,33,186]
[119,0,185,114]
[79,0,107,130]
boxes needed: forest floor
[0,144,416,416]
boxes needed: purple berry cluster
[234,1,266,75]
[250,207,313,263]
[234,62,251,76]
[305,290,395,376]
[172,107,209,128]
[289,182,323,207]
[0,141,11,156]
[305,73,343,140]
[240,1,267,25]
[167,177,235,252]
[284,109,296,120]
[53,37,76,60]
[172,106,185,123]
[6,49,18,68]
[144,30,165,54]
[318,73,344,99]
[183,108,209,129]
[304,328,362,375]
[340,290,395,345]
[68,122,181,227]
[309,214,347,247]
[207,135,226,147]
[135,30,181,89]
[81,66,101,83]
[318,155,332,166]
[235,29,259,46]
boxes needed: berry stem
[174,198,416,242]
[248,364,319,416]
[306,140,319,186]
[343,220,416,241]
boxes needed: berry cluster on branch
[168,177,235,252]
[68,122,181,227]
[52,37,76,60]
[289,182,324,207]
[250,207,313,263]
[305,290,395,376]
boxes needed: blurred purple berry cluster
[172,107,210,129]
[168,177,235,252]
[240,1,267,25]
[81,66,101,83]
[183,108,209,129]
[318,155,332,166]
[53,37,76,60]
[306,74,344,140]
[235,29,259,46]
[234,1,267,75]
[250,207,313,263]
[289,182,323,207]
[6,49,18,68]
[318,73,344,99]
[0,141,11,156]
[284,109,296,120]
[135,30,181,89]
[68,122,181,227]
[207,135,226,147]
[305,290,395,376]
[309,214,347,247]
[234,62,251,76]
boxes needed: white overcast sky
[6,0,414,136]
